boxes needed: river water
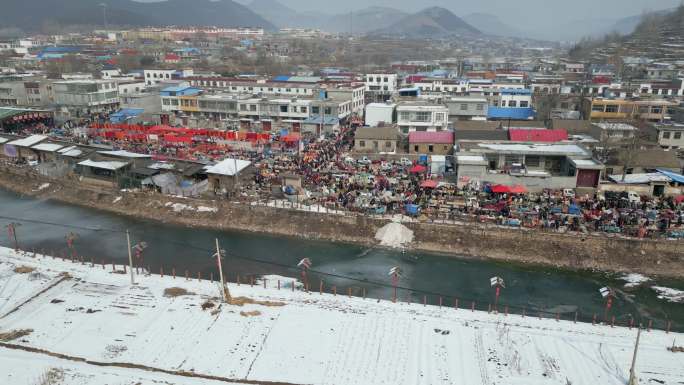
[1,188,682,331]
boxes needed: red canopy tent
[491,184,512,193]
[675,195,684,204]
[409,165,427,174]
[420,180,438,188]
[509,185,528,194]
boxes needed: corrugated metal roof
[509,129,568,142]
[487,107,535,120]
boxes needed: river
[1,188,682,331]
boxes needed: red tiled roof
[408,131,454,144]
[508,129,568,143]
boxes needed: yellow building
[585,98,677,122]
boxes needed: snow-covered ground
[0,246,682,385]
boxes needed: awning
[409,165,427,174]
[491,184,512,193]
[420,180,438,188]
[509,185,528,194]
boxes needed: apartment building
[53,80,120,116]
[396,101,449,133]
[445,96,488,121]
[655,123,684,150]
[585,98,678,122]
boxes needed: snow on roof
[7,134,47,147]
[57,145,84,157]
[595,123,638,131]
[608,173,671,184]
[456,154,487,165]
[31,142,64,152]
[148,162,176,170]
[78,159,129,170]
[570,158,604,170]
[204,158,251,176]
[0,137,9,144]
[477,143,590,156]
[98,150,151,158]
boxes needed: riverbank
[1,246,682,385]
[1,165,683,278]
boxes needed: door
[576,169,599,188]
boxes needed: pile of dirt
[227,296,285,307]
[201,300,216,310]
[240,310,261,317]
[0,328,33,341]
[163,287,195,297]
[13,266,35,274]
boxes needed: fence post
[556,312,560,322]
[439,296,442,308]
[488,304,491,314]
[454,298,458,310]
[522,307,526,318]
[611,316,615,328]
[277,280,280,290]
[210,272,213,282]
[592,314,597,326]
[667,320,671,334]
[263,278,267,289]
[363,288,366,299]
[648,320,652,332]
[471,301,475,312]
[198,271,201,281]
[172,268,176,279]
[185,270,188,280]
[102,260,105,269]
[112,262,115,272]
[250,276,254,287]
[292,281,295,292]
[574,311,578,324]
[160,266,164,277]
[237,274,240,285]
[319,280,323,295]
[123,264,126,274]
[348,288,351,298]
[505,306,508,317]
[333,286,336,296]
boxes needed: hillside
[325,6,408,34]
[371,6,481,39]
[463,13,524,38]
[247,0,324,29]
[569,5,684,61]
[0,0,275,32]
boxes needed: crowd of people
[5,119,684,240]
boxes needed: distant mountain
[371,7,481,38]
[0,0,275,32]
[608,8,676,35]
[463,13,524,38]
[247,0,318,29]
[325,7,408,34]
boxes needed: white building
[365,103,396,126]
[396,102,448,133]
[496,89,532,108]
[655,123,684,150]
[53,80,119,116]
[365,73,398,93]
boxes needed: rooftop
[205,158,252,176]
[409,131,454,144]
[476,142,591,157]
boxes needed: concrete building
[585,98,678,122]
[365,102,396,126]
[590,123,638,144]
[365,73,397,102]
[655,123,684,150]
[354,126,401,154]
[408,131,454,155]
[53,80,120,117]
[445,96,488,121]
[396,102,448,133]
[455,141,604,191]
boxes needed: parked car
[357,156,371,165]
[399,158,412,167]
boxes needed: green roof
[0,107,49,121]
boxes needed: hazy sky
[244,0,681,19]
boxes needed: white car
[399,158,412,167]
[563,189,575,198]
[357,156,372,165]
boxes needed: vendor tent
[509,185,528,194]
[491,184,512,193]
[420,180,438,188]
[409,165,427,174]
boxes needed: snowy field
[0,247,682,385]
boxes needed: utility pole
[215,238,227,301]
[628,325,642,385]
[6,222,20,251]
[126,230,135,285]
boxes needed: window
[324,107,331,115]
[399,111,410,121]
[504,155,522,166]
[651,106,662,114]
[460,103,468,111]
[476,104,484,111]
[250,105,256,112]
[675,132,682,140]
[240,104,246,111]
[312,106,320,114]
[525,156,540,167]
[663,131,671,139]
[435,113,445,122]
[383,77,388,82]
[414,145,419,152]
[605,105,619,113]
[300,106,307,113]
[520,101,529,108]
[359,140,365,147]
[385,141,392,148]
[428,145,434,152]
[162,98,170,105]
[280,105,288,113]
[592,105,604,112]
[415,111,431,122]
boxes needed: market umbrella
[420,180,438,188]
[509,184,528,194]
[409,165,427,174]
[491,184,512,193]
[675,195,684,204]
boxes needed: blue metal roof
[487,107,535,120]
[160,86,201,96]
[657,169,684,184]
[303,116,339,125]
[110,108,144,123]
[500,88,532,95]
[273,75,291,82]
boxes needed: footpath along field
[0,246,682,385]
